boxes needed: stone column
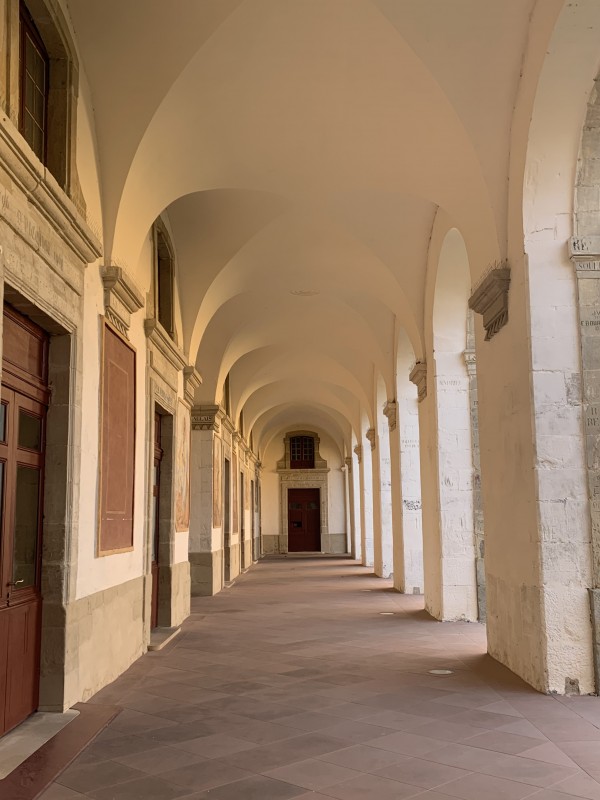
[410,361,478,621]
[465,313,486,622]
[190,405,224,595]
[570,240,600,690]
[367,428,387,577]
[385,401,405,589]
[355,444,374,566]
[344,458,356,557]
[349,452,363,561]
[397,392,425,595]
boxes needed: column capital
[191,404,224,432]
[569,237,600,277]
[383,400,397,431]
[468,263,511,341]
[464,349,477,377]
[409,361,428,402]
[366,428,376,450]
[353,444,362,463]
[344,456,353,473]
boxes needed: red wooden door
[0,306,48,736]
[288,488,321,552]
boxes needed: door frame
[278,471,330,554]
[287,487,321,553]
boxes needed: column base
[190,550,223,596]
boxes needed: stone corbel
[353,445,362,464]
[366,428,376,450]
[383,400,397,432]
[468,264,511,341]
[409,361,427,402]
[183,366,202,405]
[191,404,223,432]
[344,456,353,473]
[101,265,144,337]
[569,237,600,277]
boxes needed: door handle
[7,580,24,587]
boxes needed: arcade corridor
[43,558,600,799]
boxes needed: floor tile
[57,760,146,793]
[375,757,472,789]
[87,775,191,799]
[320,772,427,799]
[265,757,361,790]
[39,558,599,799]
[196,774,310,799]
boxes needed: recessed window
[20,3,48,163]
[155,227,174,338]
[290,436,315,469]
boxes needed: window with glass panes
[20,4,48,162]
[290,436,315,469]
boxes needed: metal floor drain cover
[429,669,453,675]
[379,612,395,615]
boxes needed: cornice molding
[468,264,511,341]
[101,265,144,337]
[0,116,102,264]
[183,366,202,405]
[144,318,187,371]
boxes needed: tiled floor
[41,557,600,800]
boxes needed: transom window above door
[290,436,315,469]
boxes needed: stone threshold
[148,626,181,652]
[0,710,79,779]
[0,702,120,799]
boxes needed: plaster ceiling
[67,0,553,455]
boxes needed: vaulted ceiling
[68,0,558,457]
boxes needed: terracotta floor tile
[87,775,191,799]
[39,558,599,798]
[172,733,258,758]
[318,743,409,771]
[195,774,309,799]
[319,772,427,799]
[375,757,472,789]
[57,760,147,793]
[436,771,538,799]
[113,745,207,774]
[265,757,361,790]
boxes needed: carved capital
[191,404,223,432]
[383,400,397,432]
[101,265,144,337]
[464,349,477,376]
[409,361,427,402]
[353,444,362,464]
[344,456,353,473]
[468,264,511,341]
[183,366,202,404]
[569,237,600,278]
[366,428,376,450]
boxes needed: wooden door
[288,488,321,552]
[151,412,162,630]
[0,306,48,737]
